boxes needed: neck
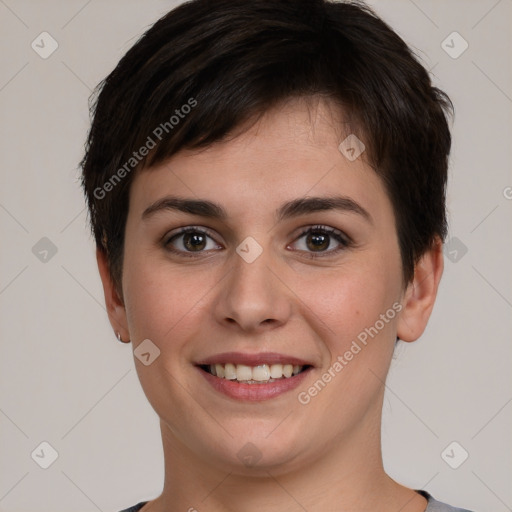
[145,402,427,512]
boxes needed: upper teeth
[208,363,304,382]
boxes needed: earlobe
[397,238,444,343]
[96,248,130,342]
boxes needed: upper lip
[196,352,314,367]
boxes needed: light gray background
[0,1,511,511]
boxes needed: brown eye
[182,232,207,251]
[164,227,221,256]
[305,231,330,251]
[290,225,351,257]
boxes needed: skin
[97,97,443,512]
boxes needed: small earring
[116,331,131,343]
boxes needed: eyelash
[163,225,352,259]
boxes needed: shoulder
[420,490,476,512]
[118,502,148,512]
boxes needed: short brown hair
[81,0,453,290]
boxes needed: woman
[81,0,475,510]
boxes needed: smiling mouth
[198,363,312,384]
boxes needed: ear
[96,248,130,343]
[397,237,444,342]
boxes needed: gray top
[420,490,475,511]
[119,490,476,511]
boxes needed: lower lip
[197,366,313,401]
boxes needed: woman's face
[113,99,420,474]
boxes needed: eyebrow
[142,195,372,224]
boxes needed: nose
[213,243,292,333]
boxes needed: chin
[207,429,309,474]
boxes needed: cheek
[121,256,212,419]
[122,250,222,348]
[295,269,400,396]
[122,252,183,339]
[292,257,401,346]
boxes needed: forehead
[128,98,391,225]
